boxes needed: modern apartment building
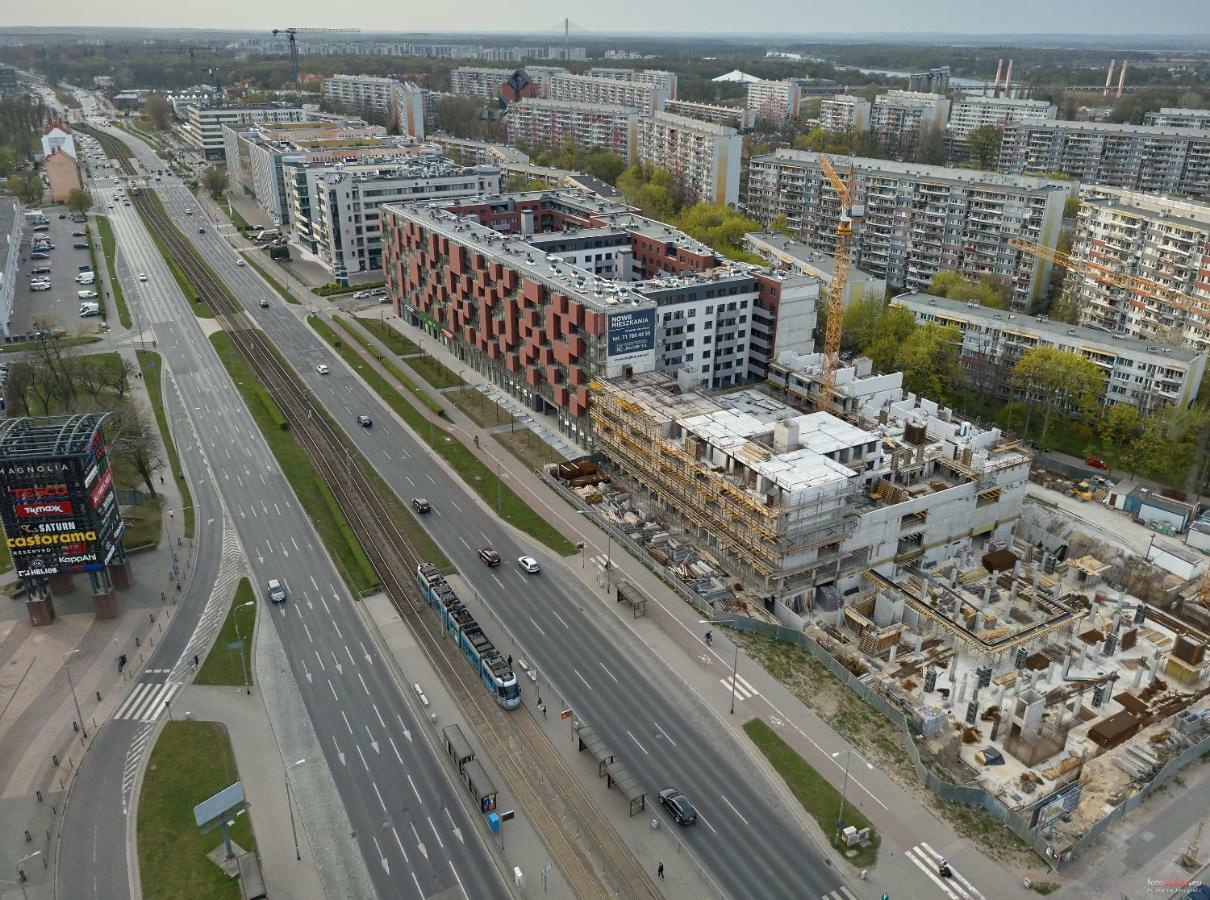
[999,121,1210,201]
[287,154,501,283]
[506,100,639,161]
[1063,187,1210,352]
[635,112,741,206]
[449,67,515,99]
[947,96,1058,139]
[663,99,754,131]
[584,68,678,100]
[381,190,818,442]
[322,74,400,115]
[746,80,801,124]
[893,291,1206,414]
[1144,108,1210,129]
[744,231,888,308]
[869,91,951,159]
[0,197,21,336]
[746,149,1069,311]
[817,95,871,134]
[181,103,307,160]
[549,73,668,115]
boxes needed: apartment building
[549,73,668,115]
[744,231,888,308]
[1063,187,1210,352]
[449,67,515,99]
[663,99,754,130]
[322,74,401,115]
[746,80,801,124]
[424,136,530,166]
[1144,108,1210,130]
[584,68,678,100]
[44,148,81,203]
[381,190,818,442]
[287,155,501,283]
[818,95,871,134]
[947,96,1057,139]
[999,121,1210,201]
[181,103,307,160]
[0,197,21,335]
[635,112,741,206]
[893,291,1206,414]
[0,64,19,97]
[746,150,1069,312]
[506,99,639,161]
[869,91,951,159]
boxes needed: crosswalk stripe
[720,674,759,700]
[904,846,960,899]
[905,842,985,900]
[114,682,180,722]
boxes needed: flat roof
[1081,188,1210,230]
[1004,119,1210,138]
[512,98,639,116]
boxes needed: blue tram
[416,563,520,709]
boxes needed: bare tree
[104,400,164,497]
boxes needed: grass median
[209,331,380,595]
[137,720,256,900]
[309,315,576,557]
[407,352,461,389]
[137,350,195,539]
[353,315,418,355]
[196,578,256,686]
[0,336,100,353]
[333,316,443,416]
[96,216,132,328]
[744,718,880,869]
[243,255,299,305]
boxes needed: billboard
[606,308,656,358]
[0,418,125,579]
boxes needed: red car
[1085,457,1108,470]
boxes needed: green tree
[143,92,172,130]
[1120,414,1171,480]
[966,124,1003,169]
[201,165,228,201]
[770,213,795,238]
[1013,347,1106,446]
[841,286,888,353]
[66,187,93,216]
[7,170,43,206]
[898,322,962,402]
[617,162,684,220]
[863,306,918,373]
[927,271,1011,309]
[913,124,948,165]
[1097,403,1141,469]
[0,146,15,179]
[675,203,762,262]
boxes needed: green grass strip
[137,350,195,539]
[96,217,132,328]
[243,255,300,305]
[137,720,255,900]
[744,718,880,869]
[309,315,576,557]
[0,336,100,354]
[405,352,461,389]
[352,316,419,356]
[334,317,443,416]
[209,332,379,595]
[195,577,256,687]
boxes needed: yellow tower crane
[818,155,863,410]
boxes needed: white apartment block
[746,80,801,124]
[1064,187,1210,352]
[424,136,529,166]
[893,291,1207,414]
[746,149,1069,312]
[506,99,639,161]
[869,91,951,159]
[999,121,1210,201]
[818,95,871,134]
[663,99,754,130]
[947,96,1057,139]
[584,68,678,100]
[449,67,514,99]
[390,82,427,140]
[635,112,741,206]
[518,66,568,98]
[182,103,307,160]
[1144,108,1210,129]
[549,73,668,115]
[322,74,399,115]
[744,231,888,309]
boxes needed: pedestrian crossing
[113,681,182,723]
[819,886,859,900]
[120,722,154,814]
[720,672,760,701]
[904,842,986,900]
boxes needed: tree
[966,125,1003,170]
[1012,347,1106,446]
[1119,413,1171,480]
[143,92,172,131]
[841,286,888,353]
[7,170,43,207]
[898,322,962,403]
[0,146,15,179]
[862,307,918,373]
[66,187,93,216]
[105,400,164,498]
[675,203,763,262]
[913,124,947,165]
[927,271,1011,309]
[201,165,228,201]
[617,162,685,220]
[1097,403,1141,469]
[770,213,795,238]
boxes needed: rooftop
[644,111,738,136]
[1081,186,1210,230]
[511,98,640,116]
[1005,119,1210,138]
[0,414,106,459]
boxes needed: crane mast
[817,155,863,411]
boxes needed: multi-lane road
[105,125,853,900]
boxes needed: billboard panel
[607,308,656,357]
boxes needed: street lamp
[284,757,306,861]
[63,650,87,741]
[830,748,874,847]
[700,619,740,715]
[16,851,41,900]
[231,600,255,695]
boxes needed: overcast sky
[3,0,1207,36]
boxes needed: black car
[71,231,86,238]
[658,788,698,826]
[72,243,88,250]
[479,547,501,567]
[412,497,430,513]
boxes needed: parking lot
[11,207,106,336]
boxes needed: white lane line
[551,609,570,629]
[407,773,423,804]
[491,573,505,590]
[358,672,370,695]
[328,679,338,701]
[626,730,649,755]
[302,621,314,643]
[389,736,404,765]
[314,650,326,671]
[574,668,592,691]
[449,500,462,512]
[340,711,353,735]
[426,473,436,484]
[428,816,444,849]
[720,794,750,826]
[528,616,547,637]
[654,721,677,747]
[599,662,619,684]
[355,744,369,771]
[372,703,385,728]
[449,861,469,900]
[345,645,356,668]
[392,826,410,865]
[696,811,718,834]
[458,536,470,550]
[372,781,388,812]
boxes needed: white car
[267,578,286,603]
[352,290,370,300]
[30,281,52,291]
[517,556,541,574]
[236,259,245,267]
[138,273,147,281]
[315,364,330,375]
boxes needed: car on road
[1085,457,1108,470]
[658,788,698,826]
[259,298,270,308]
[185,208,192,215]
[30,252,49,260]
[517,556,540,574]
[236,258,245,267]
[412,497,431,513]
[267,578,287,603]
[315,364,330,375]
[198,227,205,234]
[138,273,147,281]
[30,281,51,291]
[479,547,502,567]
[357,414,372,428]
[32,224,49,232]
[58,213,66,219]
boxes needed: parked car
[657,788,698,826]
[267,578,287,603]
[72,243,88,250]
[198,227,205,234]
[352,290,370,300]
[517,556,540,574]
[1085,457,1108,470]
[30,281,52,291]
[30,252,49,260]
[412,497,431,514]
[71,231,86,238]
[479,547,501,567]
[77,290,98,300]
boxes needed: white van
[75,272,95,285]
[79,303,100,318]
[77,290,98,300]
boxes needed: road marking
[332,621,343,640]
[345,645,357,668]
[314,650,326,671]
[357,672,370,695]
[113,682,181,722]
[407,773,422,804]
[340,710,353,734]
[427,816,444,848]
[330,650,343,674]
[626,729,649,755]
[551,610,570,630]
[654,721,677,747]
[449,500,462,512]
[719,794,750,826]
[449,860,469,900]
[321,596,331,615]
[405,475,414,486]
[391,827,410,865]
[458,536,470,549]
[573,668,592,690]
[371,835,388,875]
[332,737,345,766]
[444,807,464,844]
[355,744,369,771]
[909,843,984,899]
[528,616,547,637]
[328,679,338,701]
[372,781,388,812]
[389,736,404,765]
[903,845,960,899]
[302,621,314,643]
[372,703,385,728]
[491,573,505,590]
[697,811,718,834]
[720,672,760,701]
[599,661,619,684]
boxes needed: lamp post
[284,757,306,861]
[700,619,740,715]
[63,650,87,741]
[231,600,255,695]
[16,851,41,900]
[830,748,874,847]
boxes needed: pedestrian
[193,654,199,668]
[168,508,174,519]
[657,863,664,879]
[507,655,513,668]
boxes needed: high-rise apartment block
[746,80,801,124]
[999,121,1210,200]
[663,99,754,131]
[506,100,639,161]
[549,73,668,114]
[322,74,399,115]
[746,149,1068,311]
[1064,187,1210,352]
[635,112,741,206]
[181,103,308,160]
[450,67,516,99]
[818,95,871,134]
[947,96,1058,139]
[584,68,678,100]
[869,91,951,159]
[1143,108,1210,129]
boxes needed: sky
[1,0,1207,37]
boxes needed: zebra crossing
[720,671,760,701]
[112,680,181,723]
[120,722,154,814]
[818,886,859,900]
[904,842,986,900]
